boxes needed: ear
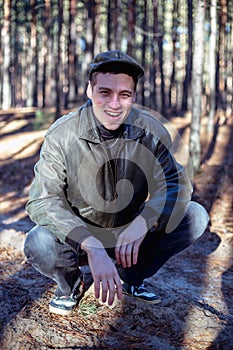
[86,81,92,99]
[132,92,136,102]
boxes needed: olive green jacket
[26,101,192,250]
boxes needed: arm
[27,137,122,306]
[115,134,191,267]
[141,137,192,233]
[26,136,92,250]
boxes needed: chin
[104,122,122,130]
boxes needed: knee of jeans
[24,226,54,258]
[188,201,210,239]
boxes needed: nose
[108,94,121,109]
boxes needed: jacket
[26,101,192,250]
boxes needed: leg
[118,201,209,285]
[24,226,82,296]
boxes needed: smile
[105,111,122,117]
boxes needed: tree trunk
[169,0,178,113]
[67,0,77,106]
[216,0,227,110]
[112,0,122,51]
[63,1,71,109]
[207,0,217,133]
[86,0,96,57]
[181,0,193,112]
[107,0,111,50]
[54,0,63,119]
[152,0,165,113]
[141,0,147,106]
[27,0,37,107]
[127,0,136,56]
[84,0,96,95]
[189,0,205,174]
[2,0,11,109]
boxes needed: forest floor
[0,108,232,350]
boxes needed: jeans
[24,201,209,296]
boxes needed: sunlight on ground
[0,119,29,134]
[183,233,232,348]
[183,123,233,348]
[0,130,45,160]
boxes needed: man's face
[87,73,136,130]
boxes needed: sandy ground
[0,109,232,349]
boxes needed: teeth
[106,111,121,117]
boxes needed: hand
[81,237,122,306]
[115,215,147,268]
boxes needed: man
[24,50,209,316]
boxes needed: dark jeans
[24,201,209,296]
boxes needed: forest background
[0,0,232,168]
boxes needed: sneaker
[49,274,85,315]
[122,282,161,304]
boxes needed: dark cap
[89,50,144,80]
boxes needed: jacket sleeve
[26,136,92,250]
[140,132,193,233]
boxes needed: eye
[121,92,132,99]
[99,90,110,96]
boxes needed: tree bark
[2,0,11,109]
[54,0,63,119]
[152,0,165,113]
[141,0,147,106]
[189,0,205,174]
[216,0,227,110]
[181,0,193,112]
[27,0,38,107]
[127,0,136,56]
[208,0,217,133]
[112,0,122,51]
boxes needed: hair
[89,70,138,91]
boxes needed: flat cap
[89,50,144,80]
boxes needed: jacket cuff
[65,226,93,251]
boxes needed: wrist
[136,215,147,233]
[81,236,104,255]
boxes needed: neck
[97,123,124,140]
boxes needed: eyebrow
[98,86,133,94]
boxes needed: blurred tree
[114,0,122,51]
[189,0,206,174]
[181,0,193,112]
[208,0,217,133]
[127,0,136,56]
[27,0,37,107]
[0,0,232,137]
[2,0,11,109]
[54,0,63,119]
[217,0,228,111]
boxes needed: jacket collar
[77,100,144,143]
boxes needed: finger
[94,279,100,299]
[119,245,127,268]
[115,277,123,300]
[107,280,116,306]
[115,236,125,265]
[101,280,108,303]
[132,242,140,265]
[115,243,126,267]
[125,244,133,267]
[115,245,121,265]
